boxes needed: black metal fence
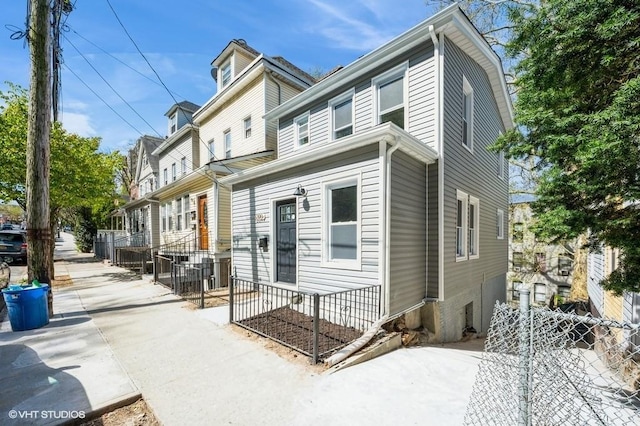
[173,263,205,309]
[93,231,145,262]
[229,277,381,363]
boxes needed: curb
[60,391,143,426]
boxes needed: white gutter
[437,31,445,301]
[383,138,400,316]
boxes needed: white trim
[321,173,362,270]
[437,30,445,301]
[220,57,233,89]
[497,209,505,239]
[468,196,479,259]
[462,75,474,153]
[328,89,355,141]
[372,62,409,129]
[293,112,310,150]
[243,116,252,139]
[223,129,232,159]
[456,189,468,262]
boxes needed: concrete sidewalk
[1,234,485,425]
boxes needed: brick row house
[118,5,512,343]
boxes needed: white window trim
[171,163,176,181]
[293,112,310,150]
[462,76,474,152]
[181,157,187,176]
[163,168,168,186]
[328,89,355,141]
[220,58,233,89]
[321,173,362,270]
[372,62,409,129]
[456,189,468,262]
[169,113,177,135]
[469,196,479,260]
[497,209,505,239]
[224,129,231,159]
[244,116,252,139]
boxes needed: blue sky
[1,0,440,153]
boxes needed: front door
[198,195,208,250]
[276,200,296,283]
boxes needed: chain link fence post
[518,289,531,426]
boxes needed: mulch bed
[238,305,362,357]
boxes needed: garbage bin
[1,284,50,331]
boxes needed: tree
[495,0,640,294]
[0,84,121,261]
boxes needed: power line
[63,33,162,137]
[104,0,237,176]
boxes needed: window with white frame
[163,168,168,186]
[176,197,183,231]
[469,196,479,258]
[324,177,360,267]
[221,61,232,88]
[329,91,353,140]
[244,116,252,138]
[456,190,468,260]
[208,139,215,160]
[169,113,177,134]
[167,201,173,231]
[374,64,407,129]
[142,154,148,167]
[462,76,474,150]
[224,130,231,158]
[534,283,546,303]
[161,204,166,232]
[171,163,176,181]
[511,280,522,300]
[181,157,187,176]
[498,150,505,179]
[497,209,504,239]
[183,196,190,229]
[294,113,309,148]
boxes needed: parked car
[0,230,27,264]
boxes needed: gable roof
[134,135,164,183]
[164,100,201,117]
[264,5,513,131]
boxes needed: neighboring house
[220,5,513,342]
[123,134,163,246]
[507,202,575,306]
[588,246,640,327]
[189,39,316,255]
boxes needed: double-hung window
[167,202,173,231]
[163,168,168,186]
[462,76,474,151]
[244,117,252,138]
[374,64,407,129]
[456,190,468,260]
[161,204,166,232]
[294,113,309,148]
[181,157,187,176]
[171,163,176,182]
[224,130,231,158]
[176,197,183,231]
[183,196,190,229]
[469,196,479,259]
[329,91,353,140]
[169,113,177,134]
[221,61,232,88]
[323,176,360,268]
[208,139,215,160]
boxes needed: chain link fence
[465,290,640,425]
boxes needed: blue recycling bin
[1,284,50,331]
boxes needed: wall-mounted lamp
[259,236,268,252]
[293,184,307,197]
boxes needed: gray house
[220,5,513,342]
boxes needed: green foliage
[0,83,121,226]
[495,0,640,294]
[74,207,96,253]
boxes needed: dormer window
[169,113,177,135]
[221,61,232,88]
[142,154,148,167]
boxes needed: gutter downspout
[380,137,400,316]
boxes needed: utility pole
[26,0,53,311]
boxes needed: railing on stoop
[229,277,382,364]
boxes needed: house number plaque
[255,213,267,223]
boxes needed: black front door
[276,200,296,283]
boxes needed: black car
[0,230,27,264]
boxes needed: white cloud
[60,112,96,137]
